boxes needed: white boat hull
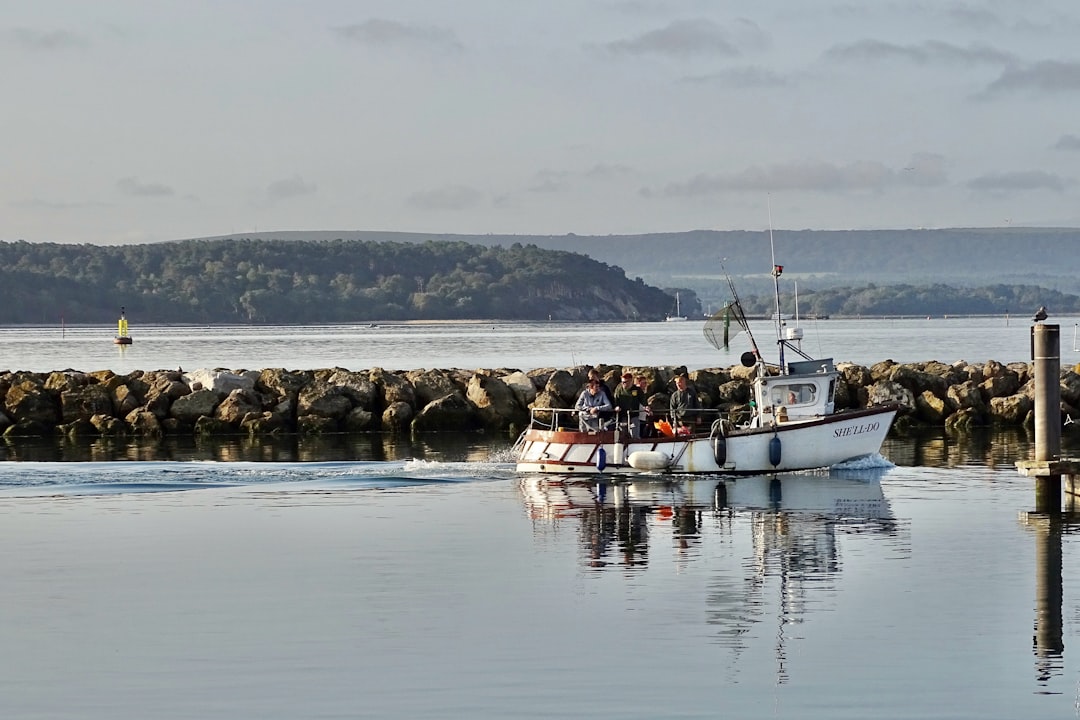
[514,406,897,476]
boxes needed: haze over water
[3,321,1080,718]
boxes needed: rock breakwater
[1,359,1077,440]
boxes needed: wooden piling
[1018,323,1063,512]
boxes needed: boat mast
[768,200,785,374]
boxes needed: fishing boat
[513,254,898,476]
[665,292,687,322]
[113,307,133,345]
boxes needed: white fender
[627,450,671,471]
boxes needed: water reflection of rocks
[885,425,1080,469]
[520,470,908,683]
[0,431,503,463]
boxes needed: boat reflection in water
[519,469,908,683]
[520,470,901,568]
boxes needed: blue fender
[768,435,782,467]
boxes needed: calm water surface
[3,322,1080,718]
[1,453,1080,719]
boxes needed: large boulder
[715,379,751,405]
[980,361,1019,400]
[4,380,59,425]
[60,384,114,423]
[142,372,190,418]
[382,401,414,432]
[183,369,255,396]
[543,370,580,404]
[322,369,378,409]
[688,369,729,406]
[988,393,1032,424]
[45,371,89,393]
[215,388,265,425]
[125,409,162,436]
[921,360,968,388]
[412,393,478,432]
[867,380,915,413]
[946,380,988,417]
[945,407,979,432]
[467,374,526,430]
[113,383,142,418]
[170,389,221,423]
[501,371,537,410]
[257,368,313,400]
[1060,370,1080,408]
[370,368,416,407]
[915,390,949,425]
[405,369,461,407]
[839,363,873,388]
[297,381,353,420]
[889,364,948,399]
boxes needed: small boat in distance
[665,292,687,322]
[113,307,132,345]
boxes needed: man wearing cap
[613,371,645,437]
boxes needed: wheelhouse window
[771,383,817,407]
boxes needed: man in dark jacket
[613,371,644,437]
[669,373,700,431]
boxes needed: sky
[5,0,1080,245]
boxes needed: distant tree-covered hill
[1,235,1075,324]
[192,226,1080,282]
[0,239,679,324]
[190,227,1080,313]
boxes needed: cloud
[681,65,791,88]
[332,19,462,53]
[967,170,1068,193]
[943,4,1003,30]
[406,184,483,211]
[601,19,740,58]
[653,156,947,197]
[265,175,317,202]
[583,163,633,179]
[528,170,570,194]
[527,164,634,193]
[823,39,1015,66]
[116,177,174,197]
[0,27,88,51]
[979,60,1080,97]
[1052,134,1080,151]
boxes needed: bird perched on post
[1033,306,1048,322]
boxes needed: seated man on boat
[575,378,613,432]
[669,373,701,434]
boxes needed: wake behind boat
[513,251,897,476]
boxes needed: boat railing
[526,406,732,434]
